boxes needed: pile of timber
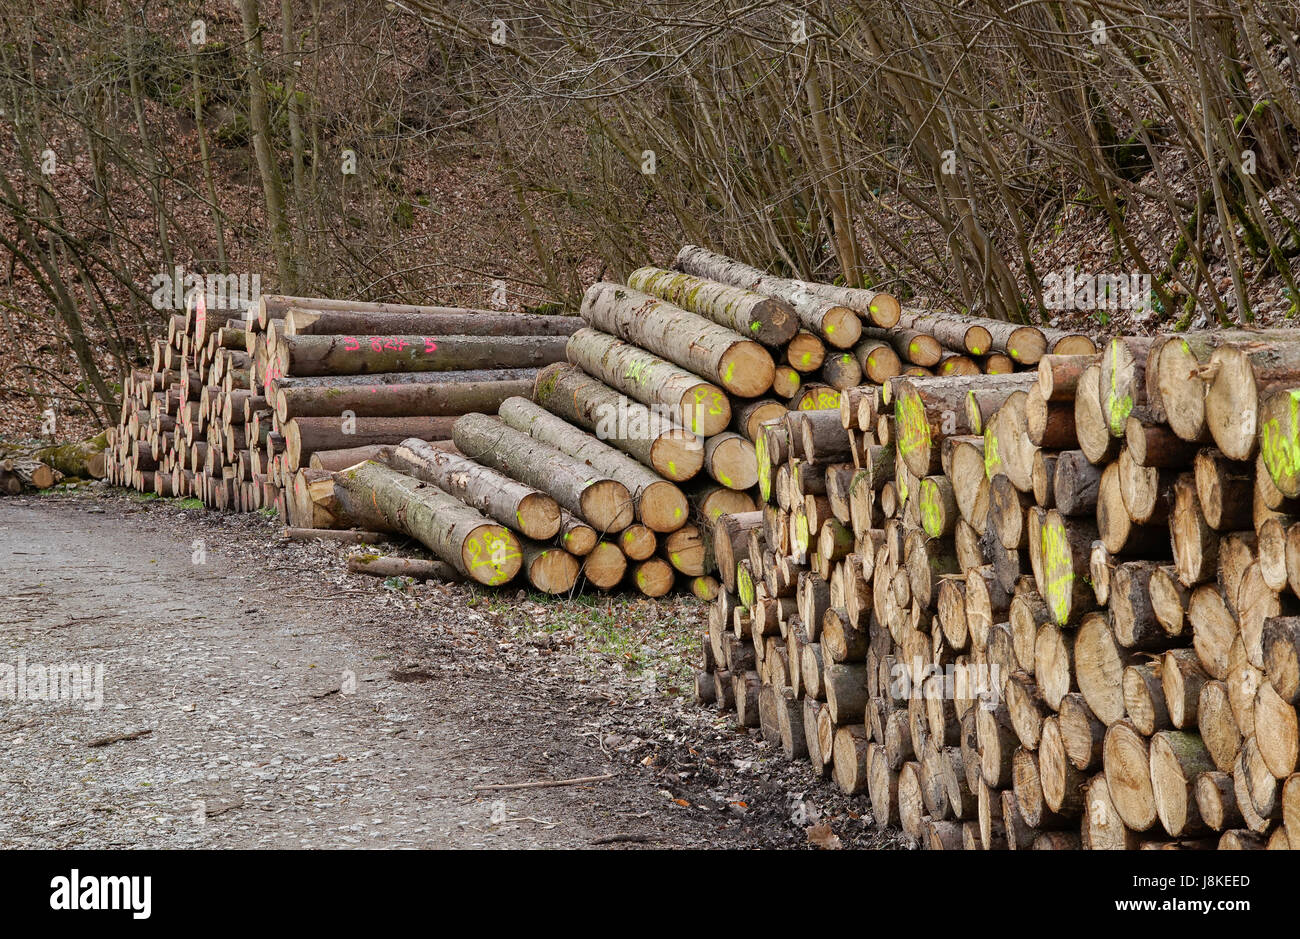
[698,331,1300,850]
[100,249,1095,602]
[101,293,576,513]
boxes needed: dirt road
[0,489,899,849]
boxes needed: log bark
[333,461,521,585]
[565,327,731,437]
[284,416,455,471]
[452,412,633,533]
[346,554,462,581]
[385,438,562,540]
[533,363,703,482]
[580,281,775,396]
[275,333,567,377]
[497,397,685,532]
[274,378,531,423]
[282,307,580,337]
[673,245,864,347]
[627,265,799,347]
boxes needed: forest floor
[0,487,906,850]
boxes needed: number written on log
[464,529,520,586]
[800,389,840,411]
[340,337,440,353]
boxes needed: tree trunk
[452,412,632,534]
[565,327,731,436]
[275,333,567,377]
[385,437,561,540]
[497,396,686,533]
[333,461,520,585]
[580,282,775,396]
[237,0,296,292]
[532,363,703,482]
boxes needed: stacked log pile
[102,292,576,515]
[98,246,1103,605]
[698,331,1300,850]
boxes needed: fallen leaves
[805,821,842,850]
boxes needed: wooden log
[273,378,531,423]
[1075,612,1133,726]
[309,445,397,471]
[1103,720,1158,831]
[281,306,581,337]
[532,363,703,482]
[1074,364,1120,464]
[346,554,462,581]
[627,265,799,347]
[385,437,561,540]
[855,339,902,383]
[1162,649,1209,730]
[1035,510,1099,626]
[787,331,827,372]
[1260,387,1300,498]
[497,397,685,532]
[1082,774,1140,849]
[271,367,539,389]
[1253,679,1299,779]
[1171,474,1219,587]
[274,333,566,377]
[663,524,710,576]
[824,663,868,723]
[673,245,866,346]
[1125,411,1199,468]
[1037,354,1098,402]
[631,557,675,597]
[1196,770,1244,832]
[1205,340,1300,461]
[1197,679,1242,772]
[1058,693,1105,771]
[283,416,455,471]
[581,541,628,590]
[282,527,388,544]
[564,327,732,437]
[580,281,774,396]
[32,431,108,479]
[1098,337,1154,438]
[333,461,521,585]
[452,412,632,533]
[1263,616,1300,703]
[1025,387,1077,449]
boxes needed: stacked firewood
[102,249,1094,601]
[700,330,1300,850]
[103,293,575,513]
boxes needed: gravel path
[0,489,904,850]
